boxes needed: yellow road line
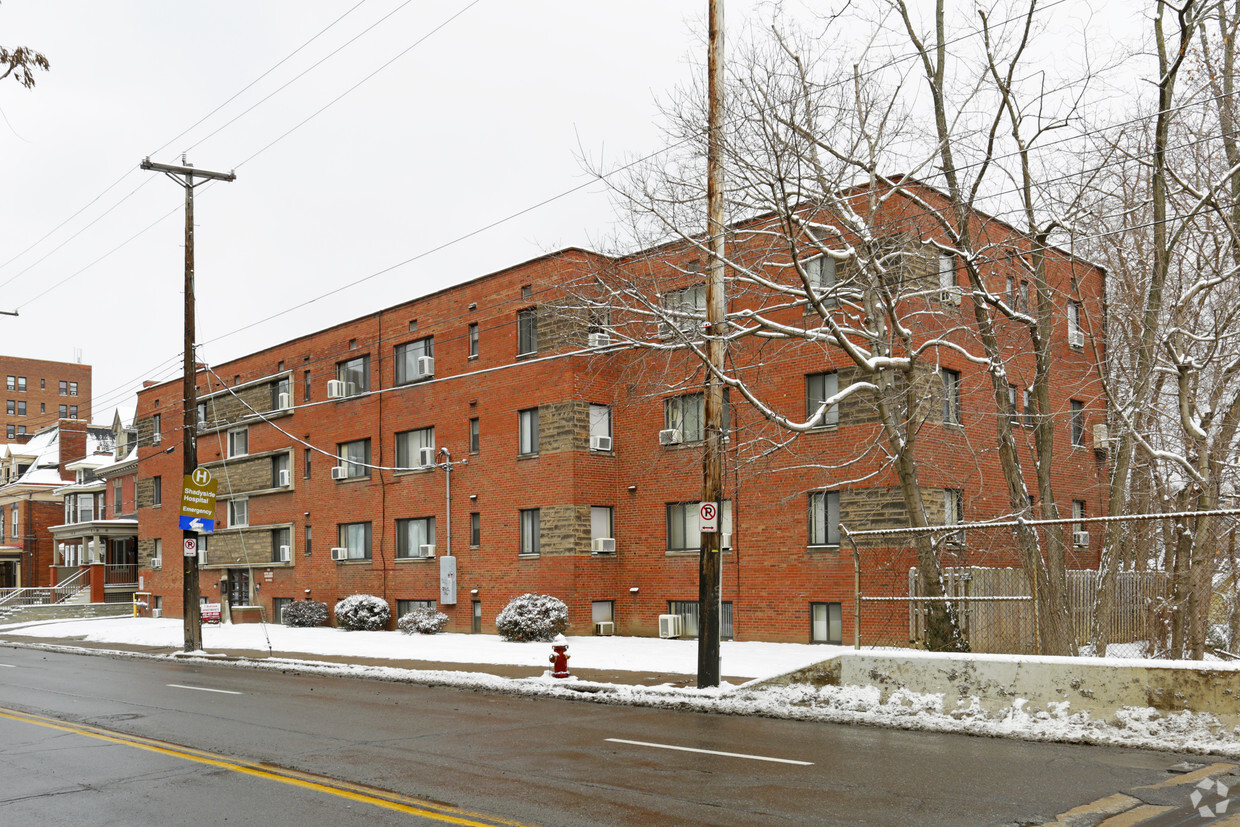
[0,705,530,826]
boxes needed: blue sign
[179,516,215,533]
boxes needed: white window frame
[229,497,249,528]
[227,427,248,458]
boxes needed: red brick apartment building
[1,355,91,440]
[134,187,1107,643]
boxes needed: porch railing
[0,568,92,610]
[105,563,138,586]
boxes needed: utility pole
[140,156,236,653]
[698,0,726,688]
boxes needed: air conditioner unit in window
[419,544,436,557]
[590,435,612,452]
[1069,330,1085,348]
[594,621,615,636]
[1073,531,1090,547]
[150,557,161,571]
[658,614,683,639]
[417,355,435,377]
[1092,423,1109,451]
[278,545,291,562]
[330,465,349,480]
[720,533,732,549]
[330,547,348,561]
[939,288,961,306]
[588,332,610,348]
[277,393,291,410]
[658,428,682,445]
[278,469,291,487]
[418,446,437,468]
[198,550,207,566]
[327,379,346,399]
[591,537,616,554]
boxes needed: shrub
[398,607,449,635]
[495,593,568,642]
[281,599,328,628]
[334,594,391,631]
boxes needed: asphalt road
[0,645,1224,825]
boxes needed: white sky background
[0,1,1148,427]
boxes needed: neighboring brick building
[1,355,91,440]
[134,187,1108,643]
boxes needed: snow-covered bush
[398,607,449,635]
[495,593,568,642]
[334,594,391,631]
[281,599,328,628]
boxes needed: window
[666,500,733,552]
[229,498,249,527]
[591,506,613,543]
[395,427,435,469]
[808,491,840,546]
[152,476,162,507]
[69,381,78,396]
[272,453,290,487]
[113,479,123,515]
[810,602,843,644]
[304,525,312,557]
[58,404,67,418]
[396,517,436,558]
[519,508,540,555]
[1024,388,1035,428]
[151,413,161,445]
[4,400,11,415]
[15,426,23,436]
[10,503,16,538]
[1073,500,1087,545]
[470,512,480,546]
[662,284,706,335]
[806,373,840,428]
[1070,400,1085,446]
[944,489,964,544]
[39,379,44,390]
[395,337,435,384]
[196,402,208,427]
[469,417,480,454]
[303,370,311,402]
[468,323,479,358]
[1007,384,1019,427]
[4,425,11,440]
[69,405,78,419]
[1005,274,1016,307]
[303,447,312,479]
[592,600,614,624]
[227,427,248,458]
[272,597,294,623]
[940,368,961,425]
[59,380,67,395]
[668,600,734,639]
[0,509,5,540]
[665,394,703,442]
[397,599,436,617]
[518,408,539,456]
[938,254,957,298]
[3,376,11,391]
[517,308,538,355]
[336,355,370,394]
[337,522,372,560]
[589,404,612,448]
[1067,301,1083,346]
[805,254,836,297]
[1019,281,1030,313]
[152,537,161,565]
[272,377,290,409]
[521,284,532,300]
[337,439,371,478]
[39,403,44,414]
[272,527,291,562]
[15,401,24,416]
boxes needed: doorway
[227,568,251,607]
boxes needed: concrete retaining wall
[0,603,134,625]
[761,651,1240,727]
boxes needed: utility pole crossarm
[140,157,236,183]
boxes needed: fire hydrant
[549,635,570,679]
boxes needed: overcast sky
[0,1,1143,428]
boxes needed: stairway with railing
[0,569,95,624]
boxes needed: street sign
[201,603,221,623]
[183,537,198,557]
[699,501,718,532]
[180,467,217,533]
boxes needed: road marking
[0,705,527,826]
[605,737,813,766]
[0,663,15,668]
[167,683,242,695]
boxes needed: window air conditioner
[152,432,161,446]
[277,393,291,410]
[1069,330,1085,348]
[658,428,681,445]
[720,533,732,549]
[330,547,348,561]
[658,614,683,639]
[590,435,612,452]
[1073,531,1090,547]
[939,288,961,306]
[278,469,291,487]
[417,355,435,378]
[150,557,161,571]
[591,537,616,554]
[594,621,615,636]
[278,545,291,562]
[327,379,346,399]
[419,544,436,558]
[330,465,349,480]
[588,332,610,348]
[418,446,437,468]
[197,549,207,565]
[1092,423,1109,450]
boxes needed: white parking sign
[184,537,198,557]
[699,501,718,532]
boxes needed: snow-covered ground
[2,616,1237,758]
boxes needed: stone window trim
[193,371,295,434]
[202,449,296,498]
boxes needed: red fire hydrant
[549,635,571,679]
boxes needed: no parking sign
[699,501,718,532]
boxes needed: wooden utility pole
[698,0,726,688]
[140,156,236,653]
